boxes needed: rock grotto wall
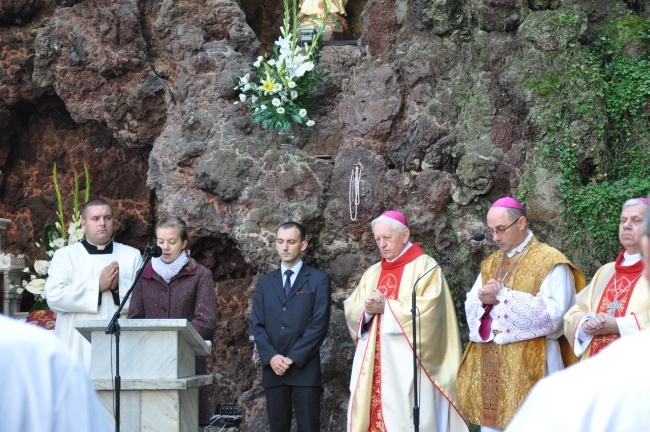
[0,0,646,429]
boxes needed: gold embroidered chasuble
[344,243,467,432]
[456,239,584,429]
[564,250,650,361]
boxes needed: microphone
[105,241,165,431]
[144,245,163,258]
[409,232,484,432]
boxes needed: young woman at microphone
[127,216,217,425]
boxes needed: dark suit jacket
[252,263,331,388]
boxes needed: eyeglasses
[485,216,522,239]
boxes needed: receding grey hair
[622,198,649,211]
[505,207,526,221]
[370,215,408,232]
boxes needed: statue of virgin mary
[298,0,349,33]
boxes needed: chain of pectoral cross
[607,273,642,315]
[495,241,534,284]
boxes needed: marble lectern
[75,319,213,432]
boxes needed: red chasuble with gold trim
[368,244,424,431]
[589,252,644,356]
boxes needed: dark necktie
[283,269,294,299]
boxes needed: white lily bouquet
[234,0,328,132]
[22,163,89,311]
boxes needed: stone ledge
[93,374,213,390]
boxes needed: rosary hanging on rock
[349,162,363,221]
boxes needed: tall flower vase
[275,123,303,150]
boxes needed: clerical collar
[622,250,642,266]
[506,230,534,258]
[386,242,413,263]
[81,239,114,255]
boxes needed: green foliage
[51,163,88,241]
[25,164,91,311]
[84,164,91,203]
[557,11,581,27]
[593,15,650,139]
[566,177,650,254]
[528,12,649,270]
[52,163,66,240]
[524,73,563,98]
[41,222,60,256]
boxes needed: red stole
[590,250,644,356]
[368,243,424,432]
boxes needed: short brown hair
[81,198,113,219]
[156,216,189,242]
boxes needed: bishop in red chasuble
[344,211,468,432]
[564,198,650,360]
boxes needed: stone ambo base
[95,376,212,431]
[75,319,212,432]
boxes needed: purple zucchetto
[491,196,525,210]
[381,210,409,228]
[634,197,650,206]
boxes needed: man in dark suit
[252,221,332,432]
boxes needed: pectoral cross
[607,298,622,316]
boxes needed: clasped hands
[270,354,294,376]
[583,313,619,336]
[478,278,502,305]
[99,261,120,293]
[364,288,386,315]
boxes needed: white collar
[86,240,109,250]
[622,250,642,266]
[506,230,534,258]
[281,260,303,276]
[386,242,413,262]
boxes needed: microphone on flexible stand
[144,245,163,258]
[105,244,164,432]
[106,245,162,334]
[410,233,484,432]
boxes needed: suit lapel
[286,265,309,301]
[272,268,285,302]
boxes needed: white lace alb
[491,288,555,344]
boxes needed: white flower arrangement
[33,259,50,276]
[234,0,329,132]
[24,163,90,311]
[24,277,46,303]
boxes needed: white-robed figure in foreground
[0,314,111,432]
[45,198,142,370]
[506,328,650,432]
[344,210,468,432]
[506,203,650,432]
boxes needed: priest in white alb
[45,199,142,370]
[344,210,468,432]
[564,197,650,360]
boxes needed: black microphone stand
[411,234,484,432]
[105,246,161,432]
